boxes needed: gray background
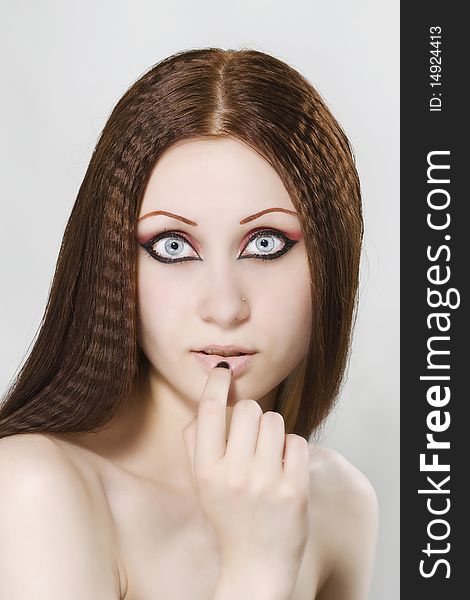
[0,1,399,598]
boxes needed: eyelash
[140,228,298,264]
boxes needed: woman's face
[136,137,311,406]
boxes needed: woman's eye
[142,232,200,263]
[141,228,297,264]
[240,229,297,260]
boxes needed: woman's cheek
[279,268,312,353]
[139,276,192,352]
[138,259,179,305]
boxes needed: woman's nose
[198,269,250,327]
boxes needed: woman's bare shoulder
[0,432,104,492]
[0,433,123,599]
[0,432,80,485]
[308,445,378,509]
[308,445,378,599]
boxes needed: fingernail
[216,361,230,369]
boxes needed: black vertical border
[401,3,467,597]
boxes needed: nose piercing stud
[241,297,247,302]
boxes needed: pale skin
[0,137,378,599]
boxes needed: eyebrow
[137,207,298,226]
[239,207,298,224]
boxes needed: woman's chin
[226,379,279,410]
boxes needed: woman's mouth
[191,351,256,377]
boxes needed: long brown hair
[0,47,363,440]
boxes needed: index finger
[195,363,232,474]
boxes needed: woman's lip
[191,351,256,377]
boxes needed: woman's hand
[182,364,310,598]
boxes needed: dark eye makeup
[140,228,298,264]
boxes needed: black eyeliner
[141,231,201,264]
[238,228,298,261]
[140,227,297,263]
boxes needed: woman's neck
[60,369,278,493]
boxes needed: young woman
[0,48,378,599]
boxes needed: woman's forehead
[138,137,296,221]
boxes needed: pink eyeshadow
[283,229,304,241]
